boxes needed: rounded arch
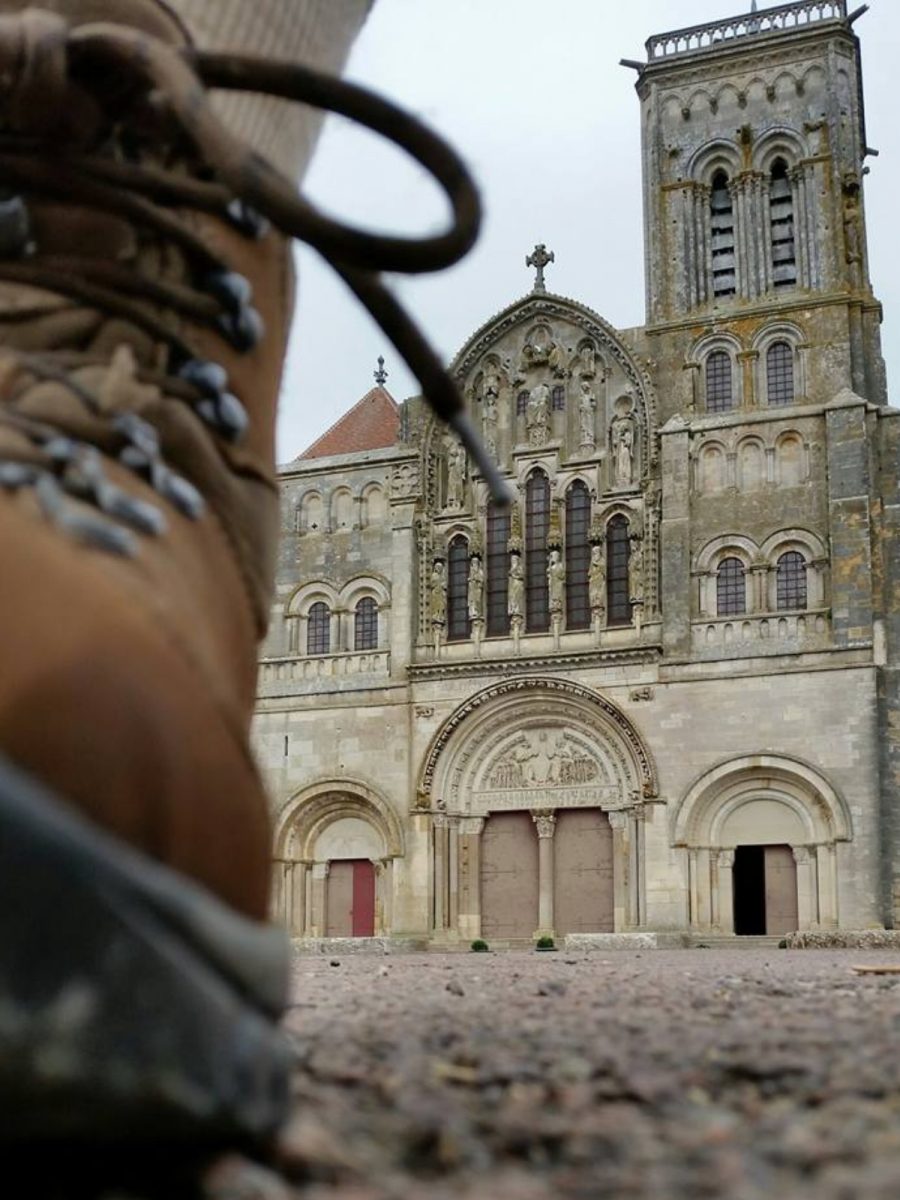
[671,753,852,848]
[695,534,760,574]
[339,572,392,611]
[298,488,325,534]
[418,677,657,813]
[331,486,354,532]
[275,777,405,861]
[695,439,729,495]
[760,527,826,563]
[753,126,808,174]
[286,578,338,617]
[735,434,767,492]
[686,137,741,183]
[360,481,387,529]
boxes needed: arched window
[770,159,796,289]
[766,341,794,406]
[516,390,528,416]
[486,500,511,637]
[447,535,470,641]
[526,471,550,632]
[307,602,330,655]
[552,385,566,411]
[705,350,734,413]
[710,171,736,297]
[354,597,378,650]
[716,557,746,616]
[565,481,591,630]
[606,515,631,626]
[776,551,807,610]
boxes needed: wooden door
[764,844,798,936]
[325,859,375,937]
[554,808,614,935]
[481,812,538,940]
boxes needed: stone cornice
[409,645,662,681]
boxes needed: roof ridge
[296,385,400,461]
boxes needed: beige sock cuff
[169,0,373,180]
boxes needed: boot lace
[0,9,506,557]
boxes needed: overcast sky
[276,0,900,462]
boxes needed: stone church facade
[254,1,900,943]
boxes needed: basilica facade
[254,1,900,943]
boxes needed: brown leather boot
[0,0,482,1180]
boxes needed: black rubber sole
[0,750,293,1186]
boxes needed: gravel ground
[275,949,900,1200]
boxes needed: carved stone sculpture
[578,380,596,449]
[579,341,596,378]
[508,551,525,618]
[547,548,566,613]
[445,437,466,509]
[628,536,643,605]
[526,382,551,446]
[482,391,499,459]
[430,559,447,624]
[468,555,484,621]
[612,416,635,487]
[589,543,606,614]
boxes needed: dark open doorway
[733,844,799,936]
[733,845,766,935]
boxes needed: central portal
[733,844,798,936]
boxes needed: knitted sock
[168,0,373,178]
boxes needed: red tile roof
[298,386,400,460]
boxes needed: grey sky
[277,0,900,462]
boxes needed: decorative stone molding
[531,810,558,839]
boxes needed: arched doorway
[273,780,404,938]
[421,678,657,942]
[673,755,851,934]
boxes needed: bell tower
[633,0,884,410]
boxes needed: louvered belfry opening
[447,535,470,641]
[710,171,736,298]
[486,500,511,637]
[565,481,591,630]
[606,515,632,626]
[526,471,551,632]
[770,159,797,289]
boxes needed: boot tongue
[0,0,189,44]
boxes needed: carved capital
[531,809,557,839]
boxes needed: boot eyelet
[178,358,229,399]
[217,305,264,354]
[226,200,270,240]
[0,194,33,259]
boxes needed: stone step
[689,934,785,950]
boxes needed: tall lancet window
[447,535,470,641]
[525,470,550,632]
[486,500,511,637]
[770,159,797,289]
[710,171,736,298]
[606,515,632,626]
[565,481,591,630]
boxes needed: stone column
[689,847,713,929]
[373,859,385,935]
[532,810,557,938]
[609,810,630,932]
[378,857,394,934]
[816,843,838,928]
[793,845,817,930]
[458,817,484,941]
[311,861,329,938]
[292,860,309,936]
[660,422,692,657]
[433,814,451,933]
[738,349,759,409]
[628,808,645,928]
[448,819,460,933]
[749,564,769,614]
[712,849,735,933]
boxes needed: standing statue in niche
[547,548,566,614]
[482,389,499,460]
[589,543,606,616]
[430,559,447,625]
[508,552,525,619]
[526,382,551,446]
[445,437,466,509]
[578,380,597,450]
[579,341,596,378]
[468,556,485,622]
[548,340,568,378]
[611,398,636,487]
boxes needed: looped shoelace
[0,10,510,503]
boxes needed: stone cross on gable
[526,243,555,292]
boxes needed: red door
[351,859,376,937]
[326,859,375,937]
